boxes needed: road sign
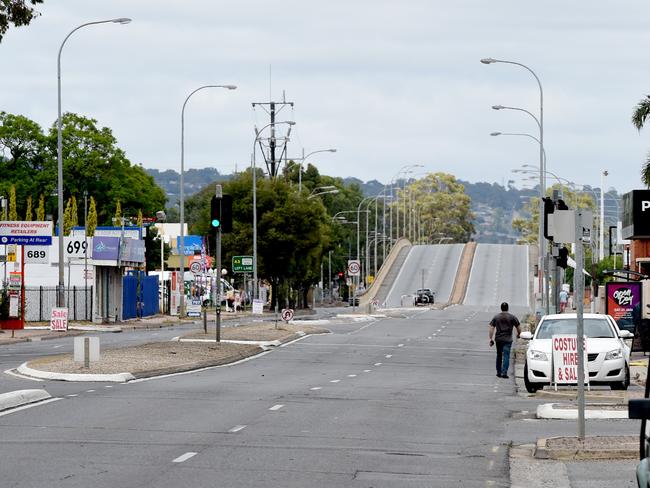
[347,259,361,277]
[0,221,52,245]
[24,247,49,264]
[232,255,253,273]
[281,308,294,322]
[189,261,202,274]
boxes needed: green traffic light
[211,219,220,228]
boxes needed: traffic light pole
[215,185,222,343]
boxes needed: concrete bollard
[74,336,100,368]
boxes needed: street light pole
[179,84,236,317]
[298,148,337,193]
[56,17,131,308]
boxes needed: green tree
[0,0,43,42]
[87,197,97,236]
[632,95,650,186]
[114,200,122,225]
[136,209,143,228]
[24,195,32,221]
[63,197,73,236]
[70,196,78,228]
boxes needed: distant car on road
[521,313,633,393]
[414,288,435,306]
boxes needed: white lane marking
[269,404,284,411]
[330,379,341,383]
[346,320,378,335]
[86,390,95,393]
[104,385,113,388]
[52,345,63,349]
[363,369,372,373]
[66,394,78,397]
[398,344,404,347]
[228,425,247,433]
[374,362,382,366]
[441,326,446,329]
[385,354,392,358]
[436,329,441,332]
[310,387,322,391]
[347,374,357,378]
[0,397,61,417]
[172,452,197,463]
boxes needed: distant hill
[145,167,617,244]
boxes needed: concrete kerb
[16,363,135,383]
[0,389,51,412]
[533,436,638,460]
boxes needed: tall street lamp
[482,57,546,311]
[179,84,236,316]
[57,17,131,308]
[298,148,337,192]
[252,121,295,299]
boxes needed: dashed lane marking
[374,362,382,366]
[347,374,357,378]
[363,369,371,373]
[86,390,95,393]
[269,404,284,411]
[330,379,340,383]
[66,394,78,397]
[310,387,322,391]
[385,355,392,358]
[228,425,247,433]
[172,452,197,463]
[398,344,404,347]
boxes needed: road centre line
[228,425,247,433]
[269,404,284,411]
[172,452,197,463]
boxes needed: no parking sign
[281,308,294,322]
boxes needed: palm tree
[632,95,650,186]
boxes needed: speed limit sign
[347,259,361,277]
[189,261,202,274]
[281,308,294,322]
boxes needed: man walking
[488,302,522,378]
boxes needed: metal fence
[24,286,93,322]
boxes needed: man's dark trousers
[495,340,512,377]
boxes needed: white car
[520,313,634,393]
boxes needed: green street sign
[232,255,253,273]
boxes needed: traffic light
[210,195,233,234]
[557,199,569,211]
[557,246,569,269]
[543,197,555,240]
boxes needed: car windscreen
[535,318,615,339]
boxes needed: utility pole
[251,97,294,177]
[215,185,222,343]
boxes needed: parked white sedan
[520,313,634,393]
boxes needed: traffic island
[533,435,638,460]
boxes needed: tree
[87,197,97,236]
[24,195,32,221]
[632,95,650,186]
[35,193,44,221]
[70,196,78,228]
[0,1,43,43]
[114,200,122,225]
[8,184,16,220]
[136,209,143,228]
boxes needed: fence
[123,272,159,320]
[24,286,93,322]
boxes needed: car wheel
[611,365,630,391]
[524,362,540,393]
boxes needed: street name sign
[0,221,52,245]
[232,255,253,273]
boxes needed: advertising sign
[176,235,203,256]
[232,255,253,273]
[187,299,202,317]
[120,238,145,263]
[50,307,68,331]
[0,221,52,245]
[91,237,121,260]
[605,282,642,333]
[623,190,650,239]
[252,298,264,315]
[552,334,588,387]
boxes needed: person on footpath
[488,302,522,379]
[559,288,569,313]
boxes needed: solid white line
[0,397,62,417]
[310,387,322,391]
[330,379,340,383]
[172,452,198,463]
[269,404,284,411]
[228,425,247,433]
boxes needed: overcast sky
[2,1,649,196]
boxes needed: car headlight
[528,349,548,361]
[605,348,623,360]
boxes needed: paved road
[464,244,529,308]
[383,244,464,307]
